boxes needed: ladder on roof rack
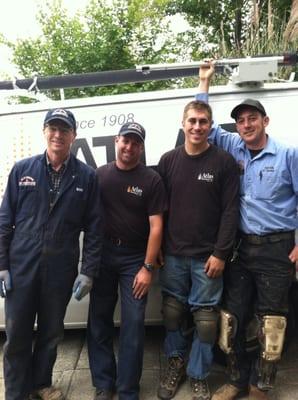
[0,52,297,92]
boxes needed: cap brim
[231,104,266,119]
[231,105,244,119]
[45,116,74,130]
[120,131,144,142]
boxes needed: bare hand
[289,244,298,263]
[199,60,215,81]
[132,267,153,299]
[204,255,225,278]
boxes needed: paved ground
[1,326,298,400]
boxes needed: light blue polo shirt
[196,93,298,235]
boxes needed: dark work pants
[223,236,295,389]
[87,241,147,400]
[4,262,75,400]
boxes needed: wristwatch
[143,263,154,272]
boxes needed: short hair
[183,100,213,122]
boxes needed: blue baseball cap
[118,122,146,142]
[44,108,76,132]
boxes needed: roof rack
[0,52,296,93]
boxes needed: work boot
[190,378,210,400]
[157,356,186,399]
[211,383,243,400]
[248,385,269,400]
[94,388,113,400]
[31,386,64,400]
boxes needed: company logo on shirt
[127,185,143,197]
[19,176,36,187]
[263,166,274,172]
[197,172,214,182]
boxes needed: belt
[104,235,146,250]
[239,230,294,245]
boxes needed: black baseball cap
[231,99,267,120]
[118,122,146,142]
[44,108,76,132]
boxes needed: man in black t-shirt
[157,101,239,400]
[87,122,167,400]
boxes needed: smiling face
[44,120,76,160]
[182,107,212,153]
[235,107,269,149]
[115,134,144,170]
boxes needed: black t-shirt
[97,162,167,247]
[158,144,239,260]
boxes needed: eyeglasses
[45,124,74,134]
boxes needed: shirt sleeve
[0,166,19,270]
[287,147,298,227]
[146,174,168,217]
[213,155,240,260]
[195,92,242,153]
[81,170,104,277]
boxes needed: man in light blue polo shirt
[196,62,298,400]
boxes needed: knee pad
[218,309,238,354]
[162,296,186,331]
[193,307,219,345]
[256,315,287,391]
[259,315,287,362]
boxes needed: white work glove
[0,270,12,298]
[72,273,93,301]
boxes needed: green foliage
[163,0,293,55]
[4,0,182,99]
[1,0,297,101]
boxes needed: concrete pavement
[1,326,298,400]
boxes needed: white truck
[0,55,297,328]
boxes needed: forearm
[0,227,14,270]
[214,165,239,260]
[144,216,163,265]
[198,77,211,93]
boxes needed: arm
[133,213,163,299]
[0,168,18,295]
[80,171,103,278]
[0,167,18,271]
[288,148,298,264]
[73,171,103,300]
[198,60,215,93]
[205,157,239,278]
[195,61,241,152]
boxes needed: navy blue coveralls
[0,153,102,400]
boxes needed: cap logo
[127,123,143,133]
[51,109,69,118]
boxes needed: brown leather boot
[248,385,269,400]
[211,384,242,400]
[31,386,64,400]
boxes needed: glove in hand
[72,273,93,301]
[0,270,12,298]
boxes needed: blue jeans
[159,254,223,380]
[87,241,147,400]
